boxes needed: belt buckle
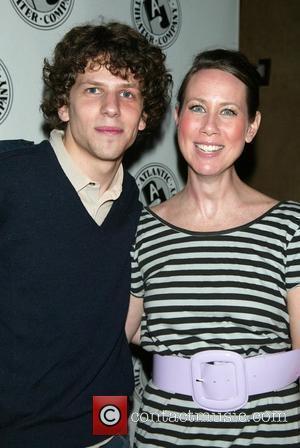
[191,350,248,412]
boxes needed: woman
[126,49,300,447]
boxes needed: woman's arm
[125,294,144,344]
[287,286,300,349]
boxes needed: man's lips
[95,126,123,135]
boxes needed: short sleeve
[286,225,300,290]
[130,242,145,298]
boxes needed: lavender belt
[152,349,300,412]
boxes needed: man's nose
[100,92,120,117]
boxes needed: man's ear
[138,112,147,131]
[245,111,261,143]
[58,104,69,123]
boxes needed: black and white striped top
[131,201,300,447]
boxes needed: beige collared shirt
[50,129,122,447]
[50,129,123,226]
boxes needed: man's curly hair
[41,22,172,134]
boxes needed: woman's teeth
[195,143,223,153]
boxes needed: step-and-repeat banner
[0,0,239,201]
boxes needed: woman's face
[175,68,260,178]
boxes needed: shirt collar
[49,129,123,198]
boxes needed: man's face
[58,64,146,179]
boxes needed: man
[0,22,171,448]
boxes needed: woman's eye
[190,104,205,113]
[221,108,237,116]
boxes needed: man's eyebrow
[80,79,140,89]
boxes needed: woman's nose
[201,112,219,136]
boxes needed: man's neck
[63,142,122,192]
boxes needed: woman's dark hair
[41,22,172,134]
[177,49,261,121]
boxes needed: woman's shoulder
[150,192,182,220]
[239,187,300,223]
[275,200,300,222]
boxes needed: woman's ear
[174,105,180,127]
[245,111,261,143]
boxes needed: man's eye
[121,91,134,99]
[221,108,237,116]
[86,87,100,94]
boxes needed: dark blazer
[0,139,34,152]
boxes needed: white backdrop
[0,0,239,201]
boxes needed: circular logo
[135,163,179,207]
[10,0,74,30]
[0,60,13,125]
[99,404,121,427]
[131,0,181,49]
